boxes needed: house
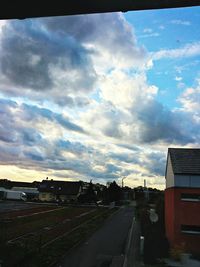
[165,148,200,254]
[0,179,39,189]
[38,180,83,203]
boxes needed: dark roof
[0,1,200,20]
[0,179,38,189]
[38,180,82,195]
[168,148,200,175]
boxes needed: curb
[123,216,136,267]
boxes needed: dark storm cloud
[0,19,97,102]
[105,163,121,174]
[0,13,145,106]
[0,99,84,150]
[134,99,195,144]
[117,143,141,152]
[56,140,92,155]
[26,155,119,180]
[1,21,53,90]
[109,149,166,177]
[21,128,42,146]
[24,150,44,161]
[109,151,141,165]
[100,97,194,145]
[22,103,85,133]
[103,124,123,139]
[144,151,167,176]
[40,13,146,65]
[55,95,90,108]
[0,143,21,164]
[0,99,22,144]
[0,99,121,180]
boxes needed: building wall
[165,155,175,188]
[59,194,77,202]
[39,192,55,202]
[165,188,175,245]
[174,175,200,188]
[165,187,200,254]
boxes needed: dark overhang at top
[1,0,200,20]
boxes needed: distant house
[0,179,39,189]
[38,180,83,203]
[165,148,200,254]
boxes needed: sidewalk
[165,256,200,267]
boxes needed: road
[57,206,135,267]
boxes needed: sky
[0,6,200,189]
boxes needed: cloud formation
[0,19,97,106]
[0,99,84,147]
[82,68,194,146]
[0,13,147,107]
[0,11,199,189]
[178,80,200,114]
[152,42,200,60]
[40,13,147,70]
[170,20,191,26]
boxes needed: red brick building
[165,148,200,254]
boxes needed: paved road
[57,206,135,267]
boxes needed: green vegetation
[2,206,93,240]
[135,195,169,265]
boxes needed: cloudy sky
[0,6,200,189]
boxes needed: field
[0,201,118,267]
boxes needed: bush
[170,243,186,261]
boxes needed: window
[181,225,200,234]
[181,193,200,202]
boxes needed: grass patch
[26,207,118,267]
[2,206,94,241]
[0,207,118,267]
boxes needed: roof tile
[169,148,200,175]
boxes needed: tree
[107,181,122,203]
[78,180,98,205]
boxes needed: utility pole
[143,179,149,201]
[122,177,126,188]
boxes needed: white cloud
[152,42,200,60]
[178,80,200,114]
[143,28,153,33]
[159,25,165,30]
[138,32,159,39]
[170,19,191,26]
[175,76,182,81]
[80,68,194,146]
[99,69,158,109]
